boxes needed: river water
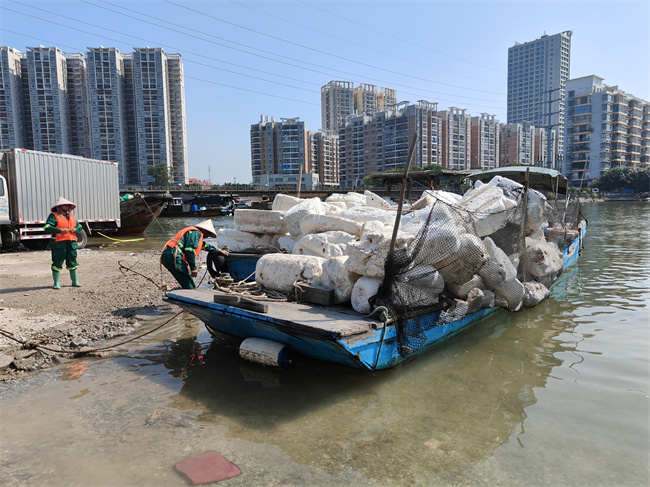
[1,202,648,487]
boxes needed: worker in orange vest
[44,197,83,289]
[161,219,227,289]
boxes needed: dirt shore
[0,247,183,384]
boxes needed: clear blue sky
[1,0,648,184]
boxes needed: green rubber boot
[52,270,61,290]
[70,269,82,287]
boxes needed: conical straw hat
[51,196,76,212]
[194,219,217,238]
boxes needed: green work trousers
[161,246,196,289]
[50,240,78,271]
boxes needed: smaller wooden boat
[116,192,171,235]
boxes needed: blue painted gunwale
[166,221,586,371]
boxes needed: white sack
[434,234,488,286]
[234,209,287,235]
[364,190,392,209]
[321,256,361,304]
[494,277,524,311]
[299,213,363,238]
[479,237,518,290]
[345,230,412,278]
[446,274,486,299]
[293,231,356,258]
[325,192,366,208]
[216,228,272,252]
[523,236,564,282]
[255,254,325,292]
[277,235,298,253]
[522,281,550,307]
[272,194,303,212]
[459,183,515,237]
[283,197,326,237]
[351,276,382,314]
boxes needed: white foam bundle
[458,183,516,237]
[479,237,517,289]
[401,202,457,237]
[345,230,412,278]
[466,288,495,313]
[271,193,303,212]
[299,213,362,238]
[423,190,462,206]
[341,206,397,226]
[523,235,564,284]
[321,256,361,304]
[325,192,366,208]
[364,190,393,209]
[487,176,548,235]
[322,201,347,215]
[434,233,488,286]
[446,274,485,300]
[351,276,382,314]
[293,231,356,258]
[361,220,386,235]
[494,277,524,311]
[283,197,326,237]
[403,264,445,295]
[255,254,325,292]
[522,281,550,307]
[216,228,272,252]
[277,235,298,253]
[234,209,287,235]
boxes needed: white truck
[0,149,121,250]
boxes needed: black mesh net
[375,185,579,358]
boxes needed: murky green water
[1,203,648,486]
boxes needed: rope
[0,311,184,356]
[365,306,391,323]
[211,279,291,302]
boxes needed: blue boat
[165,167,586,371]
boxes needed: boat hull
[166,222,586,371]
[116,194,169,235]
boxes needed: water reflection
[148,297,584,486]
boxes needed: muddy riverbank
[0,248,188,385]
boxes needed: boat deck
[170,288,383,338]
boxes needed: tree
[147,163,173,187]
[593,166,650,192]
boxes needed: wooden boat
[161,193,238,218]
[165,167,586,371]
[115,192,171,235]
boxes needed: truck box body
[1,149,120,226]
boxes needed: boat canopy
[469,166,568,194]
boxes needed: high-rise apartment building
[470,113,500,170]
[338,101,441,187]
[250,116,319,190]
[438,108,472,170]
[0,45,188,187]
[87,47,129,184]
[321,80,396,132]
[499,122,535,166]
[0,47,25,150]
[25,46,71,154]
[564,75,649,185]
[309,130,339,188]
[66,53,92,159]
[507,31,571,168]
[534,127,557,167]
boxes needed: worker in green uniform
[44,197,83,289]
[161,219,227,289]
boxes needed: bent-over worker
[161,219,228,289]
[44,197,83,289]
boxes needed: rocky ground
[0,247,184,385]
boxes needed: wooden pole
[297,162,303,198]
[389,134,419,254]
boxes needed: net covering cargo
[375,182,572,358]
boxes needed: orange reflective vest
[53,212,77,242]
[165,226,203,266]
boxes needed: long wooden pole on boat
[389,134,419,254]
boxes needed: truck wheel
[76,229,88,249]
[23,239,51,251]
